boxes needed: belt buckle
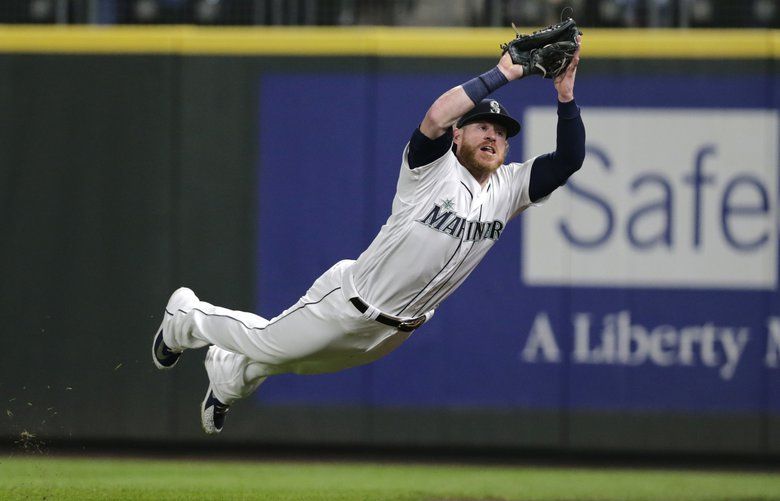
[399,316,426,332]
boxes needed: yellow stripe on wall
[0,25,776,59]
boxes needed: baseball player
[153,35,586,434]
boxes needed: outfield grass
[0,455,779,501]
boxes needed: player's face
[454,121,509,176]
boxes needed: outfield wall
[1,27,778,455]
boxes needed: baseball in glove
[500,18,581,79]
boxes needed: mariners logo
[417,203,504,242]
[490,100,500,114]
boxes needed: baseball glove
[500,18,581,79]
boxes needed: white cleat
[151,287,198,370]
[201,384,230,435]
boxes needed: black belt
[349,297,427,332]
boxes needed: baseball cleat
[201,384,230,435]
[151,287,198,370]
[152,328,182,369]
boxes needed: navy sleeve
[407,127,453,169]
[529,99,586,202]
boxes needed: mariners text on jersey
[417,203,505,242]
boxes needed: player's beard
[457,142,505,179]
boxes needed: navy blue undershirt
[408,126,455,169]
[407,100,585,203]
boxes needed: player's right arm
[419,52,524,140]
[409,53,524,169]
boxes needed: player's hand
[497,51,524,81]
[554,34,581,102]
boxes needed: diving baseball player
[153,35,586,434]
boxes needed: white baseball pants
[162,260,413,404]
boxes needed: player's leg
[197,290,414,435]
[199,282,396,406]
[192,265,351,435]
[195,261,414,434]
[200,345,267,434]
[162,287,345,367]
[151,286,272,370]
[161,260,367,368]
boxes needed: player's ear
[453,126,462,145]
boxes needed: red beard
[457,141,504,175]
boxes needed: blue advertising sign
[256,71,779,413]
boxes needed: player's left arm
[528,35,585,202]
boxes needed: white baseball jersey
[348,141,541,319]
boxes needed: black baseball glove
[500,18,581,79]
